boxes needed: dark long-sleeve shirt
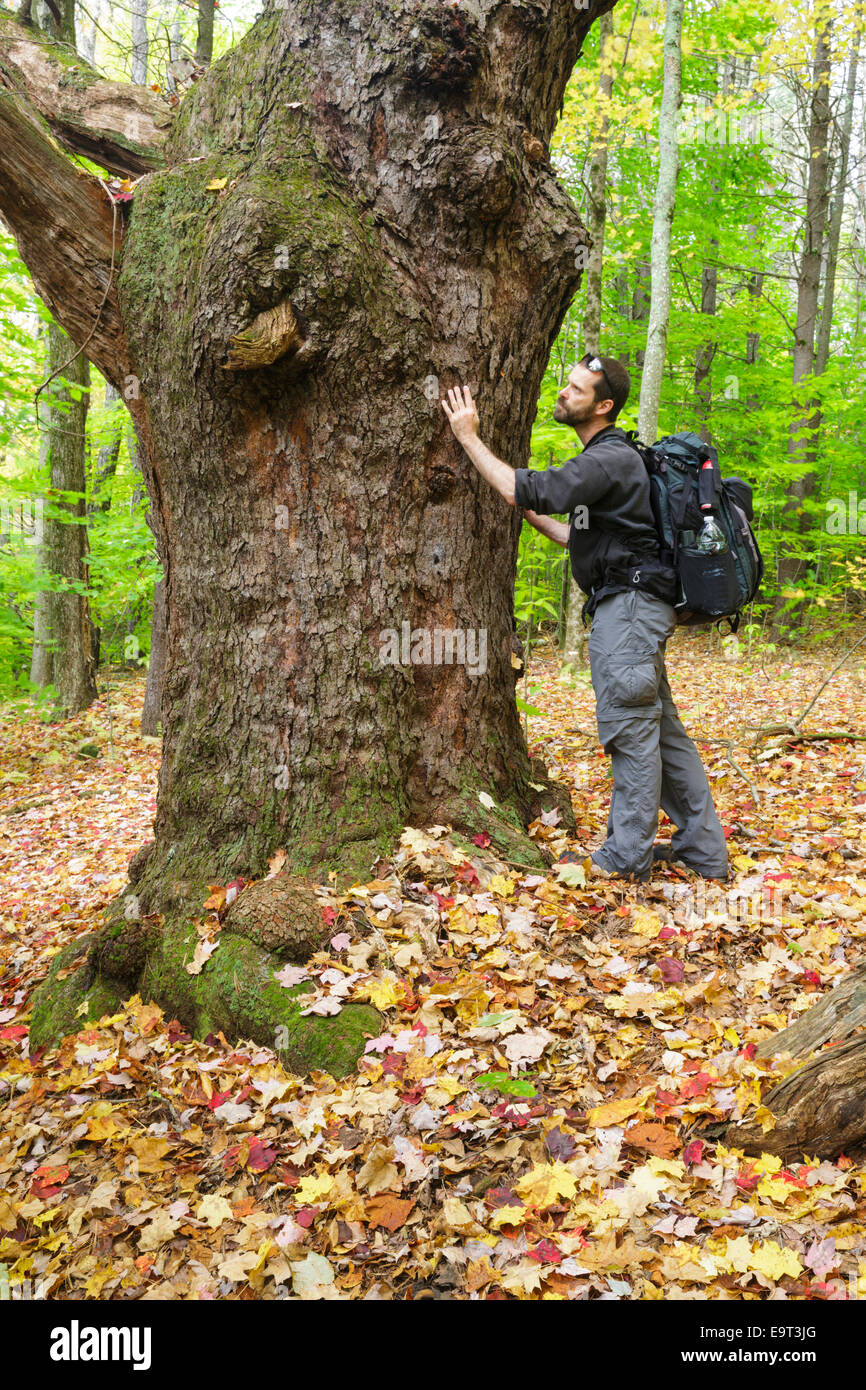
[513,424,676,619]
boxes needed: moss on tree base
[28,915,381,1080]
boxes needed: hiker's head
[554,354,631,428]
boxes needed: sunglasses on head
[579,353,614,400]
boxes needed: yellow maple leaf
[197,1195,233,1229]
[206,177,228,190]
[480,948,509,967]
[754,1152,783,1175]
[489,1205,527,1229]
[646,1156,686,1179]
[358,974,403,1010]
[515,1161,578,1208]
[84,1267,113,1297]
[294,1173,334,1204]
[431,1072,467,1099]
[588,1095,644,1128]
[720,1235,752,1273]
[85,1113,121,1142]
[749,1240,802,1280]
[489,874,516,898]
[442,1198,475,1227]
[629,907,662,938]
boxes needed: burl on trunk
[1,0,614,1070]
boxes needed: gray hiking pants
[587,589,728,881]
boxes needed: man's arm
[441,384,515,506]
[522,509,569,547]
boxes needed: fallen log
[724,963,866,1161]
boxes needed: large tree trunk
[2,0,613,1070]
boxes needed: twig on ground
[749,631,866,746]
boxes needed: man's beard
[554,398,598,426]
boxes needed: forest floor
[2,629,866,1300]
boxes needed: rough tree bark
[0,0,613,1070]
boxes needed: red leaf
[528,1239,563,1264]
[473,832,491,847]
[682,1139,704,1164]
[679,1072,712,1099]
[31,1164,70,1198]
[660,957,684,984]
[246,1140,277,1172]
[0,1026,28,1040]
[208,1088,232,1111]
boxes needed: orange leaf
[365,1194,416,1231]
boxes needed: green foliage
[474,1071,538,1098]
[514,0,866,648]
[0,231,160,702]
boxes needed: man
[440,355,729,883]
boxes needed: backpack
[623,430,764,632]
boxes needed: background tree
[28,320,98,714]
[637,0,684,443]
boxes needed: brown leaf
[623,1121,681,1158]
[365,1193,416,1231]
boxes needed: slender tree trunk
[775,16,832,634]
[78,0,99,62]
[140,577,166,734]
[562,8,614,669]
[30,320,98,714]
[195,0,213,66]
[131,0,147,85]
[89,382,122,512]
[581,9,613,358]
[30,324,55,689]
[632,259,650,373]
[637,0,684,444]
[693,254,717,443]
[612,265,631,370]
[87,382,123,670]
[815,20,860,374]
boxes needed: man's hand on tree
[441,384,480,443]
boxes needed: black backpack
[624,430,764,632]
